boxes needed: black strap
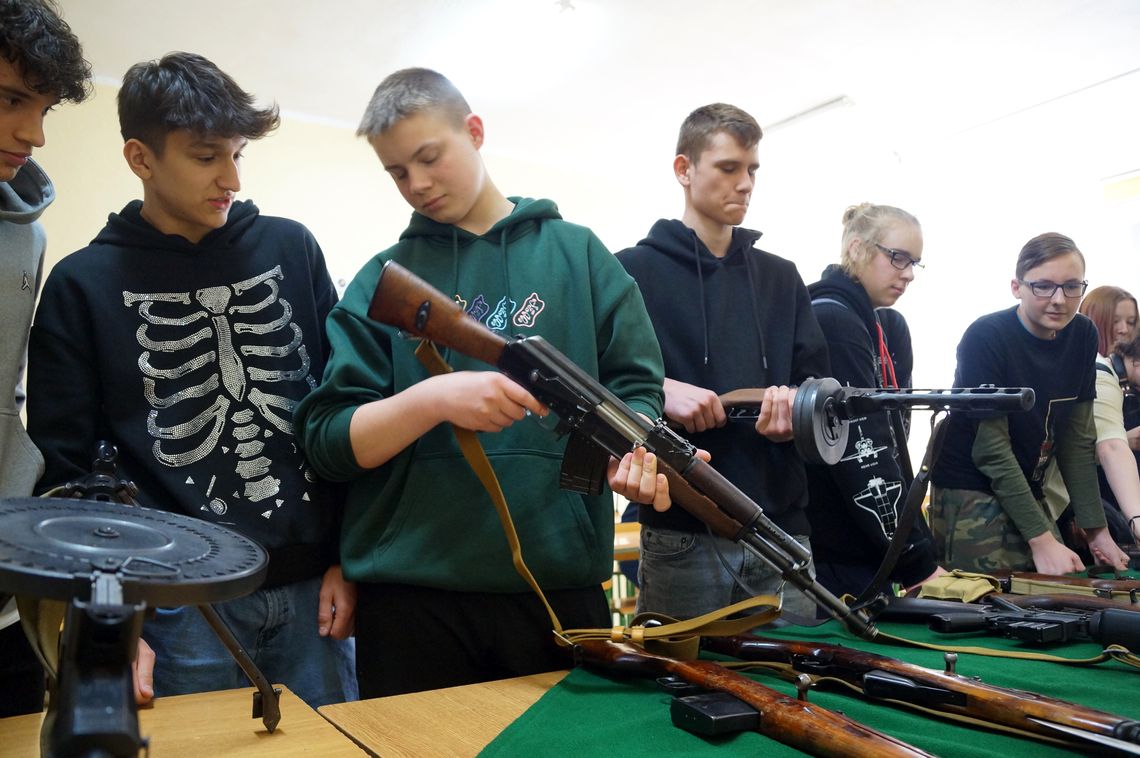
[853,414,948,606]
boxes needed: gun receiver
[789,380,1034,465]
[573,639,934,757]
[879,595,1140,649]
[366,260,875,637]
[701,634,1140,754]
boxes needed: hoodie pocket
[0,412,45,498]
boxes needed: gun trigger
[863,670,966,707]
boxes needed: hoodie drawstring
[691,234,710,366]
[501,230,511,306]
[741,251,770,374]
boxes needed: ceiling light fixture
[763,95,855,133]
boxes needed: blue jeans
[637,526,816,621]
[143,576,356,708]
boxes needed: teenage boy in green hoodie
[28,52,355,709]
[294,67,666,698]
[0,0,89,717]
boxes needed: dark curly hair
[0,0,90,103]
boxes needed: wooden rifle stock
[573,639,933,757]
[366,259,507,367]
[702,634,1140,754]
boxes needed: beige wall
[35,82,406,288]
[33,81,663,293]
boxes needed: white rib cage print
[122,266,316,519]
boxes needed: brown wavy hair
[1080,285,1137,357]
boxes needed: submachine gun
[0,443,279,757]
[367,261,1034,637]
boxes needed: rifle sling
[854,414,948,607]
[414,340,783,651]
[414,340,563,633]
[873,628,1140,669]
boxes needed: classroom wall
[32,70,1140,462]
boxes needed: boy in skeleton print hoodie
[27,52,355,709]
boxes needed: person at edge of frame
[0,0,90,718]
[928,232,1129,574]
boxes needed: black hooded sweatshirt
[28,200,341,587]
[617,219,829,536]
[805,264,937,586]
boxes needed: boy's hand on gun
[437,371,548,432]
[607,446,712,513]
[663,377,726,433]
[754,385,796,443]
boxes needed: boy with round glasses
[930,232,1129,573]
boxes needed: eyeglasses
[1019,279,1089,298]
[874,242,924,271]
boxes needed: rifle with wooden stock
[988,569,1140,603]
[700,634,1140,755]
[366,260,876,636]
[572,639,934,757]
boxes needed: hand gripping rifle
[573,639,935,757]
[366,261,1031,636]
[700,634,1140,755]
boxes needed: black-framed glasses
[1019,279,1089,298]
[874,242,924,271]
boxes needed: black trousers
[0,622,46,717]
[354,582,609,699]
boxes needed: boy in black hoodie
[27,52,355,708]
[616,103,829,620]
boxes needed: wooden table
[318,670,568,757]
[0,685,364,756]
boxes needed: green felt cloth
[480,619,1140,757]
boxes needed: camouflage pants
[929,487,1059,572]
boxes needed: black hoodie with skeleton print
[28,200,340,585]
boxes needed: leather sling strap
[414,340,786,652]
[413,340,563,633]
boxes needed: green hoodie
[295,198,664,592]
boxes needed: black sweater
[617,220,829,536]
[28,201,341,586]
[805,265,937,586]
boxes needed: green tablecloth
[480,619,1139,756]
